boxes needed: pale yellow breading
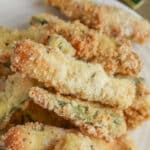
[46,0,150,43]
[0,27,21,63]
[4,123,116,150]
[31,13,142,76]
[46,34,76,57]
[0,73,34,129]
[0,26,48,63]
[4,122,66,150]
[11,40,136,109]
[29,87,127,141]
[125,79,150,129]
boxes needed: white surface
[0,0,149,149]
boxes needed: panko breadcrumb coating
[11,40,136,109]
[31,13,142,76]
[0,26,48,63]
[46,0,150,43]
[125,78,150,129]
[29,87,126,141]
[4,122,116,150]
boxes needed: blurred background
[119,0,150,20]
[137,0,150,20]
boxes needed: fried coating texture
[46,0,150,43]
[29,87,126,141]
[0,26,48,63]
[125,78,150,129]
[4,123,66,150]
[0,27,21,63]
[53,132,115,150]
[31,14,142,76]
[0,73,34,129]
[11,40,136,109]
[4,123,116,150]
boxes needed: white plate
[0,0,149,149]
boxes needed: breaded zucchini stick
[11,40,136,109]
[29,87,127,141]
[0,27,21,63]
[125,78,150,129]
[0,73,33,129]
[4,123,115,150]
[31,14,142,76]
[53,132,115,150]
[46,0,150,43]
[0,26,48,63]
[55,134,137,150]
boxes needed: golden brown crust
[53,132,115,150]
[31,14,142,76]
[125,81,150,129]
[46,0,150,43]
[4,123,116,150]
[4,122,66,150]
[4,126,26,150]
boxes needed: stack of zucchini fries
[0,0,150,149]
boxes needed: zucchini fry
[31,14,142,76]
[0,73,34,129]
[125,78,150,129]
[4,123,115,150]
[29,87,126,141]
[54,134,137,150]
[53,132,115,150]
[46,0,150,43]
[0,27,21,63]
[0,26,76,64]
[46,34,76,57]
[11,40,136,109]
[0,26,48,64]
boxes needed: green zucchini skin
[30,87,126,141]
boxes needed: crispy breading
[46,0,150,43]
[31,14,142,76]
[53,132,115,150]
[11,40,136,108]
[0,26,48,63]
[4,123,116,150]
[4,123,66,150]
[0,27,21,63]
[29,87,126,141]
[46,34,76,57]
[125,78,150,129]
[0,73,34,129]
